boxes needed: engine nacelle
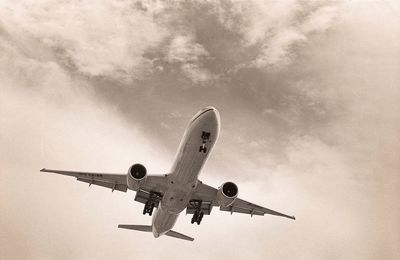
[127,164,147,191]
[217,182,238,207]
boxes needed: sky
[0,0,399,259]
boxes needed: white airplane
[41,106,295,241]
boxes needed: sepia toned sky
[1,0,399,259]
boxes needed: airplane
[41,106,295,241]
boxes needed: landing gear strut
[143,201,155,216]
[142,192,161,216]
[190,200,204,225]
[191,211,204,225]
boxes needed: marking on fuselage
[201,131,211,141]
[199,131,211,153]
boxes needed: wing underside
[41,169,294,219]
[190,181,295,220]
[41,168,128,192]
[40,168,168,198]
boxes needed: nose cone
[202,106,217,112]
[204,107,220,126]
[188,106,221,139]
[192,106,220,124]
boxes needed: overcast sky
[1,0,399,259]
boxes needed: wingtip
[292,215,296,220]
[40,168,46,172]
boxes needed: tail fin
[118,224,194,241]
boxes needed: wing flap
[41,168,128,192]
[228,198,296,219]
[77,178,128,192]
[220,205,264,216]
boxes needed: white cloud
[166,34,214,83]
[253,28,306,68]
[301,6,339,34]
[167,34,209,63]
[0,0,167,81]
[216,0,342,69]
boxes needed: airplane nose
[190,106,221,127]
[205,107,220,124]
[203,106,216,111]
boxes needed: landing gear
[190,200,204,225]
[142,192,161,216]
[191,211,204,225]
[143,201,155,216]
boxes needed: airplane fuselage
[152,107,220,238]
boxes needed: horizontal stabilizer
[118,224,152,232]
[118,225,194,241]
[165,230,194,241]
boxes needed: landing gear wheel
[191,211,199,224]
[190,200,205,225]
[197,212,204,225]
[191,211,204,225]
[143,201,155,216]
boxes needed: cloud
[166,34,215,83]
[301,6,339,34]
[0,0,342,85]
[166,34,209,63]
[0,0,167,81]
[253,28,306,68]
[1,0,399,259]
[240,1,341,68]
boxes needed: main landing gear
[142,192,161,216]
[143,201,155,216]
[190,200,204,225]
[191,211,204,225]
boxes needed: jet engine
[127,164,147,190]
[217,182,238,207]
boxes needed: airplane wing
[40,168,168,195]
[189,181,295,220]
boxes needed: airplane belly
[152,107,220,238]
[152,207,179,237]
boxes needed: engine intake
[217,182,238,207]
[127,164,147,190]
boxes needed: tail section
[165,230,194,241]
[118,224,152,232]
[118,224,194,241]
